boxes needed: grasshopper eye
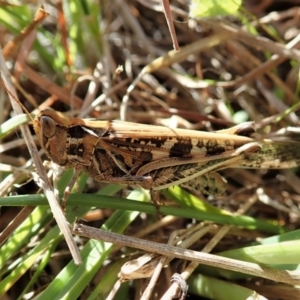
[41,116,56,138]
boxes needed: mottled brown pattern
[34,109,300,196]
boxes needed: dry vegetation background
[1,0,300,299]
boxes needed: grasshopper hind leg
[180,171,227,196]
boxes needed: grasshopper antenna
[0,78,35,123]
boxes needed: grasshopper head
[33,108,69,166]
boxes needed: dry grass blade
[0,206,35,247]
[72,223,300,285]
[161,0,180,51]
[0,47,82,265]
[2,6,49,58]
[202,19,300,61]
[1,1,300,299]
[121,32,231,120]
[161,195,259,299]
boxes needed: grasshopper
[33,108,300,200]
